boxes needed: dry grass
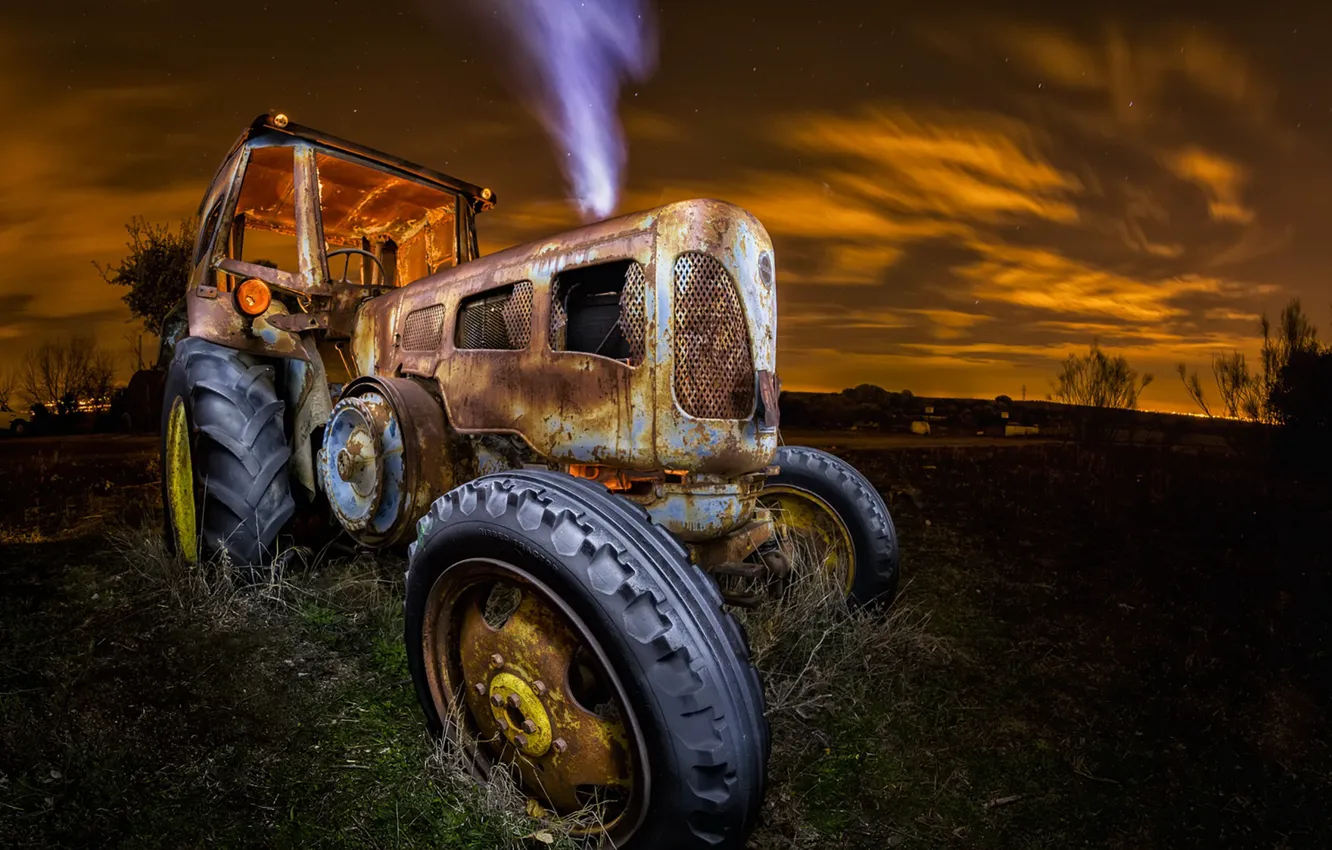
[94,503,947,848]
[738,536,949,847]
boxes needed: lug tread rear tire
[405,470,768,850]
[163,338,296,568]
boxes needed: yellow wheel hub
[165,397,198,565]
[487,671,554,757]
[759,485,856,593]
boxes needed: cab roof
[224,113,496,213]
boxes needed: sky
[3,0,1331,412]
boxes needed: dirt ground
[1,434,1328,848]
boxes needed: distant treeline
[778,384,1021,431]
[777,384,1267,446]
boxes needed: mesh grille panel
[620,262,647,364]
[672,253,755,419]
[401,304,445,351]
[549,283,567,351]
[502,280,534,348]
[457,284,529,350]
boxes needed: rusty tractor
[159,113,900,849]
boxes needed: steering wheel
[327,247,388,287]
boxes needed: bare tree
[1052,341,1154,409]
[1211,351,1262,420]
[1176,363,1212,416]
[19,336,117,415]
[1255,299,1319,423]
[123,328,148,372]
[0,368,15,410]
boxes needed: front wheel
[758,445,900,608]
[10,420,27,437]
[405,471,768,850]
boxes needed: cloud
[1162,146,1255,223]
[954,239,1253,323]
[0,38,204,377]
[905,308,994,340]
[783,107,1082,223]
[1203,307,1262,323]
[978,23,1274,129]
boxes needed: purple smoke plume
[438,0,658,221]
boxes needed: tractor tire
[761,445,900,608]
[405,470,768,850]
[160,337,296,571]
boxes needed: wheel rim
[759,485,856,594]
[164,396,198,565]
[422,558,649,841]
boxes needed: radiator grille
[672,252,755,419]
[457,282,532,350]
[401,304,445,351]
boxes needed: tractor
[160,113,900,849]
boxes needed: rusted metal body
[180,114,780,573]
[350,200,780,545]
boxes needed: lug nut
[552,738,567,753]
[513,734,529,748]
[507,694,522,708]
[532,680,547,696]
[496,717,508,730]
[490,653,505,667]
[522,719,538,734]
[474,683,487,696]
[490,694,504,707]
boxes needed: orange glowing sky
[3,1,1330,413]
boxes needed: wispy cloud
[1162,146,1255,223]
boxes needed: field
[1,433,1329,848]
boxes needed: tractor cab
[183,113,495,361]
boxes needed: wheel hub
[486,671,553,757]
[318,391,405,535]
[443,572,637,818]
[759,485,856,592]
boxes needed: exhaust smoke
[437,0,658,222]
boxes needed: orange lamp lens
[236,279,272,316]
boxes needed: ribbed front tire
[405,470,768,849]
[762,445,900,608]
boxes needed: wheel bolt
[522,719,537,734]
[532,680,547,696]
[474,683,487,696]
[490,694,504,707]
[552,738,567,753]
[490,653,504,667]
[513,734,529,748]
[506,694,521,708]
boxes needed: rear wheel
[406,470,768,849]
[758,445,900,607]
[160,337,297,571]
[10,420,27,437]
